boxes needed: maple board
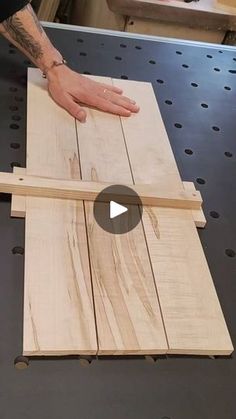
[14,68,233,357]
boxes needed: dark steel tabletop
[0,24,235,419]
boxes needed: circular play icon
[93,184,143,235]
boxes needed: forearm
[0,2,139,121]
[0,3,61,73]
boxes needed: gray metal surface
[0,25,236,419]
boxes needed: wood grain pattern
[11,167,26,218]
[76,78,168,355]
[1,172,202,210]
[23,69,232,356]
[24,68,97,356]
[10,174,206,227]
[183,181,206,228]
[112,78,233,355]
[37,0,60,21]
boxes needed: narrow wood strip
[1,172,202,210]
[11,167,26,218]
[183,181,206,228]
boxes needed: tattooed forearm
[27,4,43,35]
[2,5,43,60]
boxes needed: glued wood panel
[76,77,167,355]
[113,78,233,355]
[23,69,232,357]
[24,69,97,356]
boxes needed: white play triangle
[110,201,128,219]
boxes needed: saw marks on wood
[21,68,233,357]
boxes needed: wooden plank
[11,176,206,228]
[1,172,202,210]
[125,17,225,44]
[37,0,60,21]
[11,167,26,218]
[24,68,97,356]
[108,0,236,30]
[76,77,168,355]
[183,182,206,229]
[113,78,233,355]
[71,0,125,30]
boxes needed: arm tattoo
[2,5,43,61]
[27,4,43,35]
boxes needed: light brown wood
[10,173,205,227]
[71,0,125,30]
[217,0,236,12]
[1,172,202,210]
[183,182,206,228]
[23,69,233,357]
[76,77,168,355]
[113,78,233,355]
[24,68,97,356]
[125,17,225,43]
[37,0,60,21]
[108,0,236,30]
[11,167,26,218]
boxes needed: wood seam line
[117,103,171,351]
[0,172,202,210]
[74,116,100,357]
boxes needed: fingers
[84,95,133,117]
[56,93,87,122]
[100,82,123,95]
[98,90,140,113]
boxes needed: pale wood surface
[37,0,60,21]
[23,69,233,356]
[10,174,206,227]
[24,68,97,356]
[1,172,202,210]
[71,0,125,30]
[125,17,225,43]
[183,182,206,229]
[76,77,167,355]
[113,78,233,355]
[11,167,26,218]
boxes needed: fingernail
[131,100,136,104]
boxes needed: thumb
[64,95,87,122]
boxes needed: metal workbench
[0,22,236,419]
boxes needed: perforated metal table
[0,22,235,419]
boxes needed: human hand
[47,65,139,122]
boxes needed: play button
[93,184,143,234]
[110,201,128,219]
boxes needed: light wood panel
[24,68,97,356]
[76,77,168,355]
[113,78,233,355]
[1,172,202,210]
